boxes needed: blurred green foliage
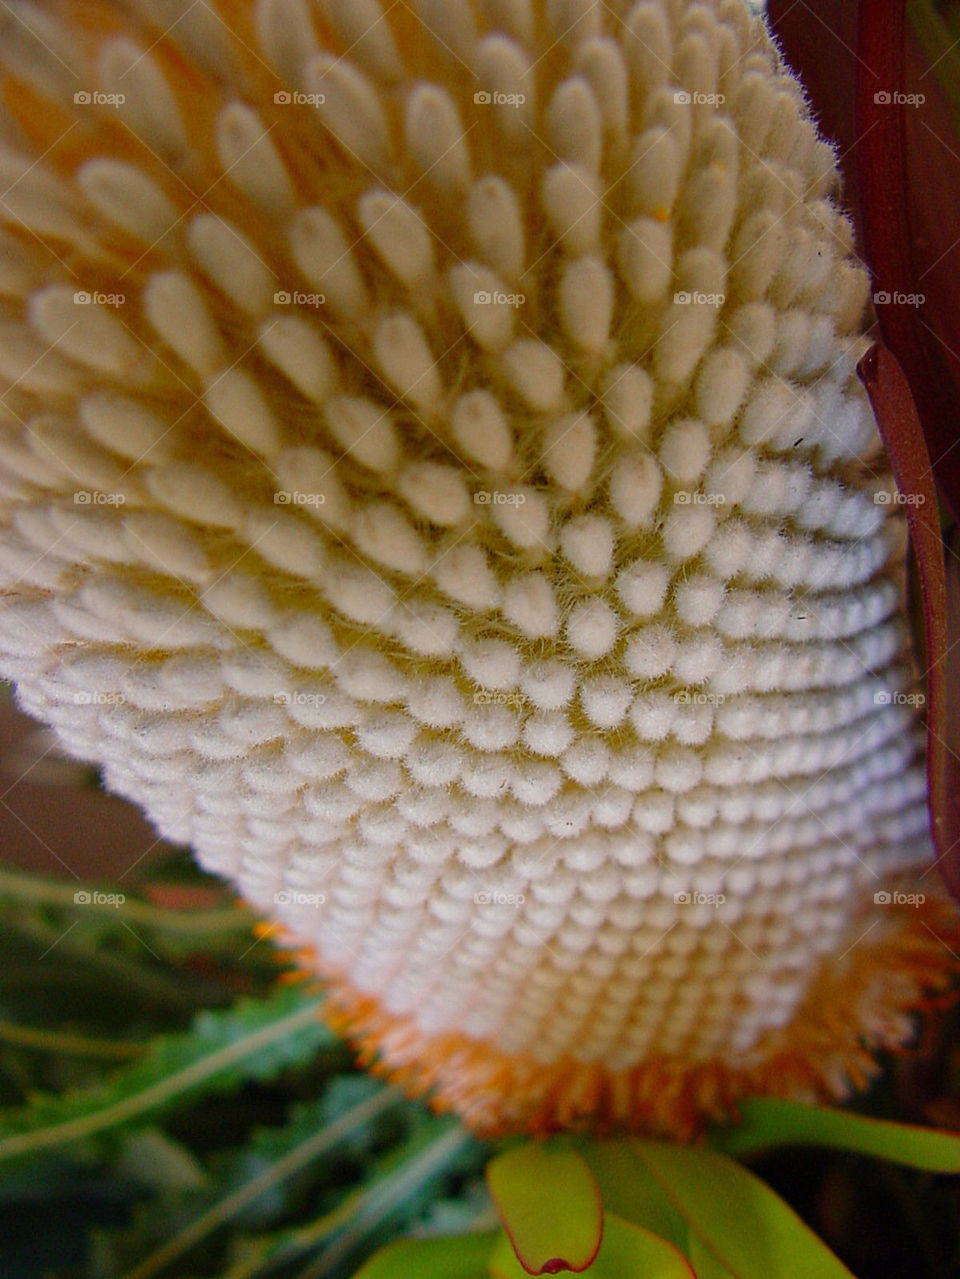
[0,855,489,1279]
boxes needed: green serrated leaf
[97,1076,391,1273]
[0,987,330,1165]
[351,1232,495,1278]
[710,1098,960,1172]
[108,1083,402,1279]
[0,909,205,1012]
[220,1113,480,1279]
[631,1141,855,1279]
[489,1215,695,1279]
[487,1144,603,1275]
[294,1120,478,1279]
[413,1178,496,1240]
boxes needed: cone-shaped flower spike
[0,0,953,1136]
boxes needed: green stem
[121,1086,402,1279]
[224,1124,475,1279]
[0,868,252,934]
[0,1018,146,1060]
[294,1126,474,1279]
[0,999,325,1164]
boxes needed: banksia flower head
[0,0,952,1137]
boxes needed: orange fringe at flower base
[276,894,958,1139]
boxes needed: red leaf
[858,344,960,903]
[770,0,960,520]
[771,3,960,899]
[855,0,960,521]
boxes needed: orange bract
[317,896,957,1137]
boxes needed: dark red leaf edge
[487,1149,605,1276]
[769,0,960,900]
[854,2,960,900]
[855,0,960,520]
[858,344,960,903]
[769,0,960,522]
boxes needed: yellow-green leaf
[577,1140,687,1252]
[581,1141,738,1278]
[487,1145,603,1274]
[685,1233,739,1279]
[489,1215,694,1279]
[632,1141,856,1279]
[711,1098,960,1172]
[352,1232,496,1279]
